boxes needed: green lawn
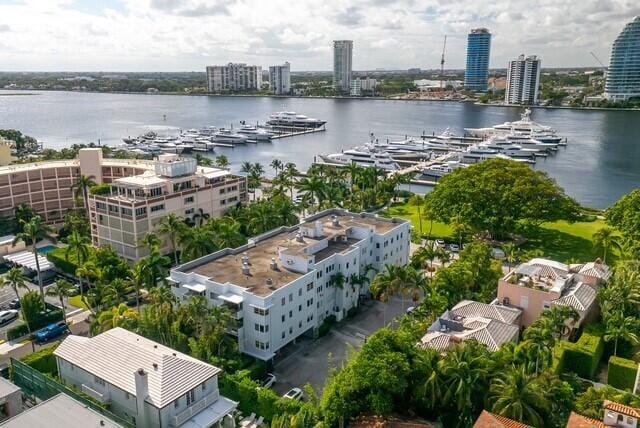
[383,203,610,263]
[68,295,89,310]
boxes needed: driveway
[272,296,407,397]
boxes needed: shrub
[608,356,638,391]
[318,315,336,337]
[7,324,30,341]
[21,346,58,375]
[89,184,112,195]
[246,359,268,381]
[29,307,64,331]
[555,324,605,379]
[346,307,360,318]
[46,248,79,275]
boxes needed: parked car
[406,306,416,314]
[283,387,303,400]
[34,321,69,344]
[0,310,18,325]
[435,239,446,248]
[449,244,460,253]
[8,299,20,310]
[261,373,277,389]
[491,248,506,260]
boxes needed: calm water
[1,90,639,209]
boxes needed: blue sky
[0,0,638,72]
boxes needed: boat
[429,128,460,144]
[464,109,560,140]
[237,125,274,141]
[267,111,326,128]
[460,146,502,163]
[421,161,466,179]
[320,145,399,171]
[212,129,248,144]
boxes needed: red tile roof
[604,400,640,418]
[473,411,531,428]
[565,412,606,428]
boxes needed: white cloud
[0,0,638,71]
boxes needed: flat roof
[115,170,167,187]
[0,393,123,428]
[0,377,20,398]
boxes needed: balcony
[81,383,110,404]
[172,390,219,427]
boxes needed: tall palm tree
[401,266,428,305]
[408,194,425,237]
[210,218,244,249]
[71,174,96,213]
[411,242,438,276]
[102,278,128,307]
[604,310,639,356]
[1,267,30,331]
[194,154,213,167]
[139,246,170,288]
[370,264,405,325]
[96,303,138,333]
[592,227,623,263]
[128,262,146,313]
[296,175,326,209]
[46,279,75,323]
[439,343,489,415]
[215,155,230,169]
[502,242,519,271]
[521,324,554,374]
[488,367,547,427]
[270,159,283,176]
[180,227,217,262]
[65,230,90,299]
[13,215,56,300]
[157,213,186,265]
[140,233,162,251]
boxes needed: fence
[10,358,133,427]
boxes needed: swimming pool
[37,245,59,255]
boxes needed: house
[419,300,522,352]
[603,400,640,427]
[0,378,22,421]
[0,393,123,428]
[54,328,237,428]
[496,258,609,329]
[473,410,531,427]
[170,209,410,360]
[566,412,605,427]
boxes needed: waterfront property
[268,62,291,95]
[54,327,237,428]
[86,150,247,261]
[464,28,491,92]
[418,300,522,352]
[333,40,353,94]
[496,258,610,329]
[605,16,640,102]
[169,209,411,361]
[206,63,262,92]
[505,54,542,105]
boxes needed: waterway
[1,90,638,209]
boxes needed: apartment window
[149,187,163,197]
[281,297,286,306]
[150,204,164,213]
[184,196,194,204]
[299,321,302,328]
[185,208,194,215]
[289,327,293,334]
[135,207,147,216]
[281,315,285,322]
[289,310,292,318]
[307,283,313,291]
[254,323,268,333]
[376,243,380,249]
[253,307,269,316]
[121,207,132,216]
[298,288,302,296]
[94,376,105,386]
[282,331,285,339]
[186,390,195,406]
[96,201,107,210]
[174,398,179,408]
[289,293,293,302]
[202,382,207,391]
[108,204,119,214]
[298,305,302,312]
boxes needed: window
[282,331,285,339]
[299,321,302,328]
[298,305,302,312]
[108,204,119,214]
[281,315,285,322]
[289,310,292,318]
[186,390,195,406]
[376,243,380,249]
[150,204,165,213]
[135,207,147,216]
[185,208,194,215]
[307,283,313,291]
[174,398,180,408]
[543,301,551,310]
[289,293,293,302]
[94,376,105,386]
[253,307,269,316]
[202,382,206,391]
[281,297,286,306]
[298,288,302,296]
[184,196,194,204]
[289,327,293,334]
[121,207,132,216]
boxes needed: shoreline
[2,88,639,112]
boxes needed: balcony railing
[172,390,220,427]
[81,383,110,404]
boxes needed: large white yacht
[320,145,400,171]
[421,161,467,179]
[465,109,560,140]
[267,111,327,128]
[212,128,248,144]
[237,125,274,141]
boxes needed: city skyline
[0,0,639,72]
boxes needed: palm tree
[71,174,96,213]
[502,242,519,270]
[1,267,30,331]
[240,161,253,174]
[194,154,213,167]
[296,175,326,209]
[96,303,138,333]
[103,278,128,307]
[593,227,623,264]
[139,246,170,288]
[411,242,438,276]
[401,266,428,305]
[46,279,75,323]
[604,310,639,356]
[439,342,489,415]
[191,208,210,227]
[65,230,90,297]
[270,159,283,175]
[488,367,547,427]
[210,218,244,249]
[370,265,405,325]
[180,227,217,261]
[128,263,146,313]
[157,214,186,265]
[408,194,425,237]
[329,272,346,289]
[521,324,554,374]
[140,233,162,251]
[215,155,230,169]
[13,215,56,300]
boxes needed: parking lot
[272,296,407,397]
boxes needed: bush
[7,324,30,341]
[46,248,79,275]
[29,307,64,332]
[89,184,112,195]
[608,356,638,391]
[21,346,58,375]
[318,315,336,337]
[245,359,269,381]
[555,324,605,379]
[347,306,360,318]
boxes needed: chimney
[270,258,278,270]
[241,253,250,265]
[134,368,149,427]
[295,232,304,243]
[314,220,323,237]
[331,215,340,227]
[242,262,250,276]
[266,278,275,289]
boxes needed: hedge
[21,346,58,375]
[7,307,64,341]
[46,248,79,275]
[7,324,30,341]
[608,356,638,391]
[89,184,112,196]
[318,315,337,337]
[554,324,605,379]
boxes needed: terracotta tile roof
[604,400,640,418]
[473,410,531,428]
[566,412,606,428]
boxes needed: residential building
[603,400,640,427]
[505,54,542,105]
[419,300,521,352]
[473,410,530,427]
[333,40,353,93]
[54,328,237,428]
[269,62,291,95]
[86,150,247,261]
[464,28,491,92]
[206,63,262,92]
[605,16,640,101]
[496,258,610,329]
[0,378,22,420]
[170,209,410,361]
[350,78,378,96]
[0,393,123,428]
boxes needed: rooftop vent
[295,232,304,243]
[242,262,250,276]
[266,278,276,289]
[152,363,158,370]
[241,253,250,265]
[331,215,340,227]
[270,258,278,271]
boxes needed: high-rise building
[333,40,353,93]
[464,28,491,92]
[269,62,291,95]
[605,16,640,101]
[505,54,541,105]
[206,63,262,92]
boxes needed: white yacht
[267,111,326,128]
[465,109,560,139]
[460,146,501,163]
[429,128,459,144]
[237,125,274,141]
[320,145,399,171]
[212,129,248,144]
[421,161,466,179]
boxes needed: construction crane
[440,35,447,90]
[590,51,607,70]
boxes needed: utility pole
[440,35,447,91]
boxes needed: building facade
[206,63,262,92]
[464,28,491,92]
[350,78,377,96]
[505,54,542,105]
[55,328,236,428]
[269,62,291,95]
[85,150,247,261]
[170,209,410,361]
[605,16,640,102]
[333,40,353,93]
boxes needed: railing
[82,383,111,404]
[172,390,220,427]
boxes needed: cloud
[150,0,229,16]
[334,6,363,27]
[0,24,10,32]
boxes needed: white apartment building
[55,328,237,428]
[85,150,247,261]
[349,78,377,96]
[333,40,353,93]
[170,209,410,361]
[268,62,291,95]
[206,63,262,92]
[505,54,541,105]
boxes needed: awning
[183,283,207,293]
[0,235,16,246]
[180,396,237,428]
[219,293,243,305]
[4,250,53,272]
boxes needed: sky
[0,0,638,72]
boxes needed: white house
[54,328,237,428]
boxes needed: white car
[283,387,303,400]
[0,310,18,325]
[449,244,460,252]
[262,373,276,389]
[435,239,446,248]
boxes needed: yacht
[212,129,248,144]
[237,125,274,141]
[421,161,466,179]
[464,109,559,139]
[429,128,460,144]
[460,146,501,163]
[320,145,399,171]
[267,111,326,128]
[375,138,434,154]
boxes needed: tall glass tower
[464,28,491,92]
[605,16,640,102]
[333,40,353,94]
